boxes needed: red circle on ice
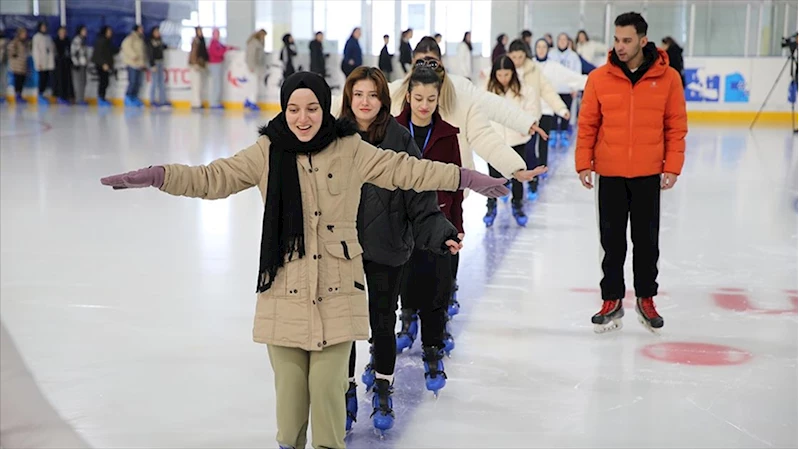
[640,342,752,366]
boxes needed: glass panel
[198,0,215,26]
[291,0,313,41]
[645,0,689,51]
[434,0,471,55]
[471,0,491,57]
[401,0,431,48]
[372,0,396,56]
[693,1,748,56]
[324,0,362,53]
[581,2,607,45]
[769,1,798,56]
[530,0,590,42]
[214,0,227,27]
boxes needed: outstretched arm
[101,138,267,200]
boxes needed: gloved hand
[458,167,510,198]
[100,166,165,190]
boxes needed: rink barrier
[5,52,795,124]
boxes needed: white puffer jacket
[514,59,572,118]
[32,32,55,71]
[332,73,537,179]
[486,84,537,147]
[533,59,587,115]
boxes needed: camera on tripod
[781,32,797,53]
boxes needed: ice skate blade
[637,315,661,335]
[593,319,623,334]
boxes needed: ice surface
[1,106,796,448]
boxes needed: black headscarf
[534,38,548,62]
[256,72,357,293]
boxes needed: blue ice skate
[483,202,497,227]
[442,329,455,357]
[361,343,376,390]
[345,381,357,432]
[370,379,394,435]
[422,346,447,396]
[511,202,528,226]
[396,309,418,354]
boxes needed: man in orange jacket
[575,11,687,334]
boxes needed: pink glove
[100,166,165,190]
[459,168,510,198]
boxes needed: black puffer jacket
[357,119,458,267]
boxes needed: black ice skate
[635,297,664,334]
[591,299,624,333]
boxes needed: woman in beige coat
[100,72,508,449]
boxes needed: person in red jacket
[394,66,463,396]
[575,11,687,334]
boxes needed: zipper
[629,82,634,163]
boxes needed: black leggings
[38,70,51,95]
[13,73,26,95]
[487,143,526,205]
[348,259,404,378]
[96,66,110,100]
[400,249,452,348]
[556,94,572,131]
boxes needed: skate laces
[371,382,395,417]
[638,297,659,319]
[599,300,620,315]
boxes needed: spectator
[208,27,234,109]
[309,31,326,77]
[70,25,89,105]
[342,27,363,77]
[32,21,55,104]
[121,24,146,107]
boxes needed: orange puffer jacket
[575,46,687,177]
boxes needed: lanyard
[410,123,433,153]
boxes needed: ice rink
[1,105,796,448]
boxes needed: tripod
[750,47,798,133]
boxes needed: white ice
[1,106,796,448]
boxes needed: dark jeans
[488,143,526,205]
[400,249,452,348]
[126,67,143,98]
[597,174,661,300]
[347,259,404,377]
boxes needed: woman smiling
[100,72,508,449]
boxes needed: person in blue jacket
[341,27,362,77]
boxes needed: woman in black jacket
[281,33,297,79]
[661,36,685,87]
[339,66,461,436]
[53,26,73,104]
[309,31,326,77]
[91,26,115,106]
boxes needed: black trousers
[400,249,452,348]
[556,94,572,131]
[348,259,404,378]
[488,143,526,205]
[38,70,51,95]
[450,253,459,291]
[96,66,109,100]
[54,61,73,100]
[597,175,661,300]
[13,73,26,95]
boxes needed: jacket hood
[607,42,669,79]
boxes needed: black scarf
[256,72,357,293]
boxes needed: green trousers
[267,341,351,449]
